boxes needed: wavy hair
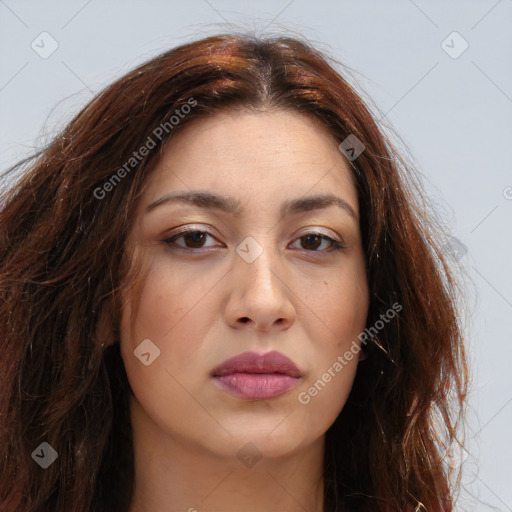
[0,33,467,511]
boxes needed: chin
[198,423,315,462]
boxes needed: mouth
[211,350,302,400]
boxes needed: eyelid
[165,224,344,242]
[161,225,222,250]
[162,225,347,252]
[289,229,347,253]
[294,226,345,244]
[163,223,221,241]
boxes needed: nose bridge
[238,234,280,296]
[229,232,295,331]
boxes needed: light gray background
[1,1,511,510]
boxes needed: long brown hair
[0,33,467,511]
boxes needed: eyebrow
[145,190,358,221]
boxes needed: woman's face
[119,109,369,460]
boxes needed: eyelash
[161,229,346,254]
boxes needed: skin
[119,109,369,512]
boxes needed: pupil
[303,235,321,249]
[185,231,205,248]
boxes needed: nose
[224,242,296,333]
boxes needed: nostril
[240,317,250,323]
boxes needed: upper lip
[212,350,302,378]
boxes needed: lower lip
[214,373,300,399]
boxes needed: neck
[127,399,325,512]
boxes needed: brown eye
[300,234,323,250]
[181,231,208,248]
[291,232,346,252]
[163,230,218,250]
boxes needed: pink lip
[211,350,302,400]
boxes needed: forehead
[142,109,358,215]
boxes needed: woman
[0,33,467,512]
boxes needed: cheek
[122,255,216,344]
[119,255,221,391]
[332,277,369,351]
[118,260,220,436]
[297,259,369,349]
[292,260,368,426]
[293,296,364,440]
